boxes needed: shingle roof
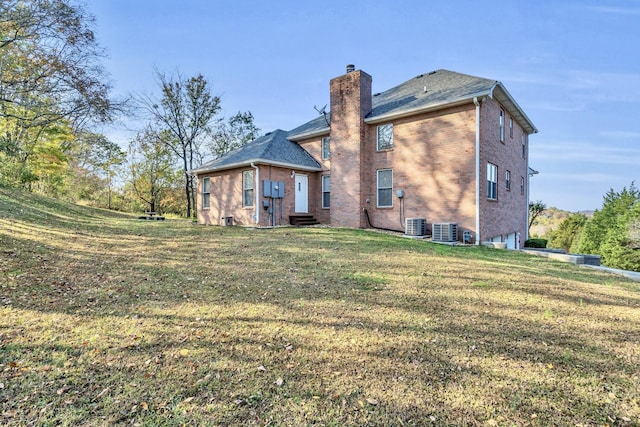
[368,70,496,118]
[288,69,536,140]
[191,129,322,174]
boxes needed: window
[202,177,210,209]
[487,163,498,200]
[509,117,513,138]
[242,170,254,207]
[499,109,505,142]
[322,175,330,208]
[505,170,511,191]
[521,135,526,158]
[520,176,525,195]
[377,124,393,151]
[377,169,393,207]
[322,137,331,160]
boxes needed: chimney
[329,67,372,228]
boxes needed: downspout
[251,162,259,225]
[473,97,481,245]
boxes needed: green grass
[1,187,639,426]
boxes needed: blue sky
[88,0,640,212]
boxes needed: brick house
[191,65,537,247]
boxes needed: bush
[574,184,639,255]
[525,239,547,248]
[548,213,587,253]
[600,202,640,272]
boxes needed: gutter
[288,127,330,142]
[251,162,259,225]
[190,159,322,176]
[364,91,492,125]
[473,96,481,245]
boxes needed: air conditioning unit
[405,218,427,236]
[433,223,458,242]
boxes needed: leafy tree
[547,213,587,253]
[0,0,122,192]
[140,72,221,218]
[208,111,260,159]
[0,0,115,126]
[528,200,546,235]
[67,132,125,208]
[600,201,640,272]
[128,128,179,214]
[575,183,640,255]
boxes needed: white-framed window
[242,170,254,207]
[520,176,525,195]
[499,109,505,142]
[377,123,393,151]
[509,117,513,138]
[521,135,526,158]
[322,175,330,208]
[505,170,511,191]
[377,169,393,207]
[202,177,210,209]
[487,163,498,200]
[322,137,330,160]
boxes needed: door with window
[295,174,308,213]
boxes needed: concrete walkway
[581,265,640,282]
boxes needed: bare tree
[139,72,221,218]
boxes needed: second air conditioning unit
[405,218,427,237]
[432,223,458,242]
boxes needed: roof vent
[415,74,424,79]
[346,64,355,73]
[428,70,437,75]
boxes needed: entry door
[295,174,308,213]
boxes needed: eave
[190,159,323,176]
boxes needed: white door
[295,174,308,213]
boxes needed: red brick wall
[196,168,256,226]
[478,97,529,245]
[329,69,372,228]
[363,104,478,236]
[298,135,330,224]
[197,165,328,227]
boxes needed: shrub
[525,238,547,248]
[548,213,587,253]
[600,202,640,272]
[574,183,639,255]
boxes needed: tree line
[0,0,259,216]
[529,183,640,272]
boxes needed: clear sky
[88,0,640,212]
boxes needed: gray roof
[288,69,537,140]
[368,70,496,118]
[191,129,322,174]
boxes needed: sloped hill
[1,188,639,426]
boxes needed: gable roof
[288,69,537,140]
[191,129,322,174]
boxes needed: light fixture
[291,170,295,178]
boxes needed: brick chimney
[329,65,372,228]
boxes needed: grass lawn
[1,188,639,426]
